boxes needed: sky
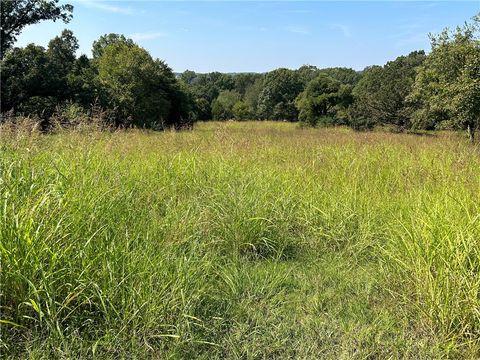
[16,1,480,73]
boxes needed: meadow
[1,121,479,359]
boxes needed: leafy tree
[47,29,78,71]
[211,90,241,120]
[296,65,320,85]
[92,33,135,59]
[319,67,361,85]
[1,44,58,116]
[233,73,262,96]
[257,68,303,120]
[244,77,264,118]
[409,16,480,141]
[349,51,426,129]
[296,74,352,127]
[67,55,104,109]
[1,0,73,59]
[45,29,79,99]
[233,101,252,120]
[182,71,236,120]
[179,70,197,85]
[97,42,189,128]
[194,98,212,120]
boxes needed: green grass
[1,121,479,358]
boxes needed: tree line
[1,1,479,140]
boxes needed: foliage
[409,16,480,140]
[257,68,303,120]
[349,51,426,129]
[0,0,73,59]
[1,44,62,119]
[92,33,135,59]
[211,90,241,120]
[232,101,252,120]
[97,42,191,128]
[296,74,352,127]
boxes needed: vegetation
[1,3,480,358]
[1,121,480,358]
[408,16,480,141]
[348,51,426,129]
[1,3,478,138]
[0,0,73,59]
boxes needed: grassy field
[1,121,480,359]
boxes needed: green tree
[1,0,73,59]
[97,42,187,128]
[350,51,426,129]
[46,29,79,99]
[67,55,104,109]
[296,74,352,127]
[233,101,252,120]
[409,15,480,141]
[92,33,135,59]
[179,70,197,85]
[244,77,264,119]
[296,65,320,85]
[233,73,262,96]
[211,90,241,120]
[319,67,361,85]
[194,98,212,120]
[1,44,58,117]
[257,68,303,120]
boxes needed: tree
[47,29,78,70]
[233,101,252,120]
[409,15,480,141]
[244,77,264,119]
[1,0,73,59]
[194,98,212,120]
[67,55,104,109]
[92,33,135,59]
[46,29,79,99]
[318,67,361,85]
[257,68,303,120]
[211,90,241,120]
[349,51,426,129]
[1,44,58,116]
[233,73,262,96]
[295,74,352,127]
[296,65,320,85]
[179,70,197,85]
[97,42,189,128]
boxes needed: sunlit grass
[1,121,479,358]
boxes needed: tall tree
[92,33,135,59]
[296,74,352,127]
[257,68,303,121]
[409,15,480,141]
[211,90,241,120]
[97,42,191,128]
[349,51,426,129]
[1,0,73,59]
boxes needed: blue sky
[16,1,479,73]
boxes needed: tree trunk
[467,123,474,143]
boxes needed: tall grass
[1,121,479,358]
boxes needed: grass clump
[1,121,479,358]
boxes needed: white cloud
[78,0,135,15]
[130,32,168,42]
[331,23,352,38]
[285,26,310,35]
